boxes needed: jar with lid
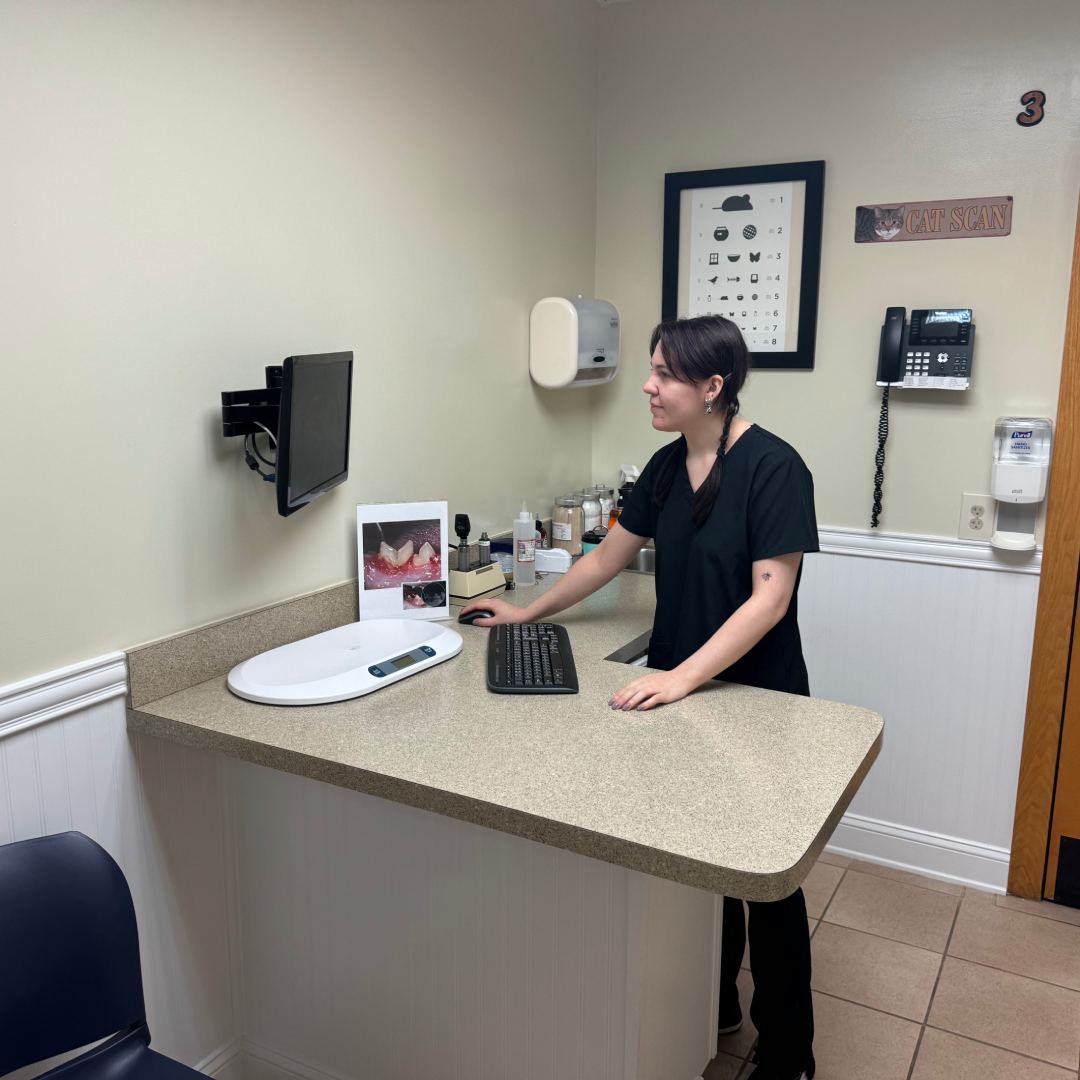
[551,494,584,555]
[580,490,602,534]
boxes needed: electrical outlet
[958,492,993,540]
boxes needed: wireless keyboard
[486,623,579,694]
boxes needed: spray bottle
[513,502,536,587]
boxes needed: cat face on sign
[873,206,904,240]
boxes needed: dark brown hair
[649,316,750,527]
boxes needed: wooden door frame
[1009,191,1080,898]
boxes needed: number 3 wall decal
[1017,90,1046,127]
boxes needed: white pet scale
[227,619,463,705]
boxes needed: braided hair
[648,316,751,528]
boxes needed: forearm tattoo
[760,571,773,582]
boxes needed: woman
[463,314,819,1080]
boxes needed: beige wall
[591,0,1080,535]
[0,0,598,685]
[4,0,1079,688]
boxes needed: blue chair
[0,831,209,1078]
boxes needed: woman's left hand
[609,670,697,712]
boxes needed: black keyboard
[486,623,579,694]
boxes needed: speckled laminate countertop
[127,571,882,901]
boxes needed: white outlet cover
[958,492,993,540]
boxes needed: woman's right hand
[459,597,532,626]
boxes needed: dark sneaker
[745,1054,815,1079]
[716,1003,742,1035]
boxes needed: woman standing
[463,315,819,1080]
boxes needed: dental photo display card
[357,501,449,622]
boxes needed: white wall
[591,0,1080,536]
[0,0,599,686]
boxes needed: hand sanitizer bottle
[513,503,536,586]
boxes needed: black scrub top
[618,425,819,696]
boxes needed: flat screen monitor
[276,352,353,517]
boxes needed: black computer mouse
[458,608,496,625]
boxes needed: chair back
[0,831,146,1074]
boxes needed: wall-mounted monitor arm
[220,366,283,438]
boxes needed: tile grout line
[921,1022,1080,1073]
[813,904,1080,996]
[844,863,966,899]
[814,865,847,925]
[905,884,963,1080]
[945,949,1080,996]
[993,893,1080,929]
[814,911,955,957]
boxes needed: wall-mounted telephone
[871,307,976,527]
[876,307,974,390]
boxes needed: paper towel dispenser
[529,296,620,389]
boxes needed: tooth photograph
[361,519,443,591]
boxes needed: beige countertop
[127,571,882,901]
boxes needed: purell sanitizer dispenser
[529,296,620,389]
[990,417,1053,551]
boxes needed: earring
[704,397,713,415]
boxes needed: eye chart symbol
[717,194,753,212]
[727,254,741,262]
[749,252,761,262]
[742,225,757,240]
[713,226,729,241]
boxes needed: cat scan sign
[855,195,1012,243]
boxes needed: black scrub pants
[720,888,814,1070]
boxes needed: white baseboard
[827,811,1010,893]
[241,1043,350,1080]
[198,1039,245,1079]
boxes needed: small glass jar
[580,490,602,534]
[551,494,584,555]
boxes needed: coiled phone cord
[871,385,889,528]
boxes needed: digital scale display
[367,644,436,679]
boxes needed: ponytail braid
[690,400,738,528]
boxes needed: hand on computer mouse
[458,607,496,625]
[458,598,527,626]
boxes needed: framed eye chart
[661,160,825,370]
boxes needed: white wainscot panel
[800,534,1040,890]
[0,656,235,1074]
[228,757,719,1080]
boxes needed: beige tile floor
[704,853,1080,1080]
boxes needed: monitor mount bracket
[221,366,284,438]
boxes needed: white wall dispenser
[529,296,620,389]
[990,416,1053,552]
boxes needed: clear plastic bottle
[513,503,536,586]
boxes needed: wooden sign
[854,196,1012,243]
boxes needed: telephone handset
[871,307,975,527]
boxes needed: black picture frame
[661,160,825,370]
